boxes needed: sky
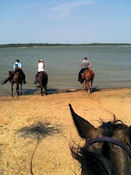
[0,0,131,44]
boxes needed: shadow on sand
[23,88,59,95]
[92,86,100,92]
[22,86,100,96]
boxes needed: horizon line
[0,42,131,46]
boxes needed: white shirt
[13,62,22,70]
[37,62,45,72]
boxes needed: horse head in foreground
[36,71,48,96]
[81,69,95,93]
[2,71,24,96]
[69,104,131,175]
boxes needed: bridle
[85,136,131,159]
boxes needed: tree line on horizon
[0,43,131,48]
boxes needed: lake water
[0,45,131,96]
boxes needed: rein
[85,136,131,159]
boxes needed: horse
[36,71,48,96]
[69,104,131,175]
[2,71,23,97]
[81,69,95,93]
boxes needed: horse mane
[70,145,115,175]
[100,116,128,137]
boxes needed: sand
[0,88,131,175]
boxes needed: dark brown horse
[2,71,23,96]
[81,69,95,93]
[36,71,48,96]
[69,104,131,175]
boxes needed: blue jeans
[34,72,39,83]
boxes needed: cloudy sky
[0,0,131,44]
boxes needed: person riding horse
[78,57,92,84]
[34,59,45,84]
[13,59,26,84]
[2,59,26,84]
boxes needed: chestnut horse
[2,71,23,96]
[36,71,48,96]
[69,104,131,175]
[81,69,95,93]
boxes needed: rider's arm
[88,62,92,69]
[80,61,83,68]
[43,62,45,69]
[18,63,22,69]
[37,63,39,71]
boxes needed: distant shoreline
[0,86,131,97]
[0,43,131,48]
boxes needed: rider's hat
[40,59,43,62]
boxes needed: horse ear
[126,126,131,146]
[69,104,95,139]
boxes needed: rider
[34,59,45,84]
[78,57,92,84]
[13,59,26,84]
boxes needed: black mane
[100,117,127,137]
[70,145,115,175]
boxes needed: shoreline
[0,86,131,97]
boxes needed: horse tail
[2,71,14,85]
[2,76,12,85]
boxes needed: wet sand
[0,88,131,175]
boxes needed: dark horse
[2,71,23,96]
[81,69,95,93]
[36,71,48,96]
[69,104,131,175]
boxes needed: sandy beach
[0,88,131,175]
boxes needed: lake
[0,45,131,96]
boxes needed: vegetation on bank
[0,43,131,48]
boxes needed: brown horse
[36,71,48,96]
[2,71,23,96]
[69,104,131,175]
[81,69,95,93]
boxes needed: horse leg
[90,80,93,93]
[20,83,23,95]
[40,85,43,96]
[86,82,90,93]
[85,80,88,91]
[16,84,19,95]
[11,82,13,97]
[44,85,48,95]
[88,82,92,94]
[82,80,85,90]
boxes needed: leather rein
[85,136,131,159]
